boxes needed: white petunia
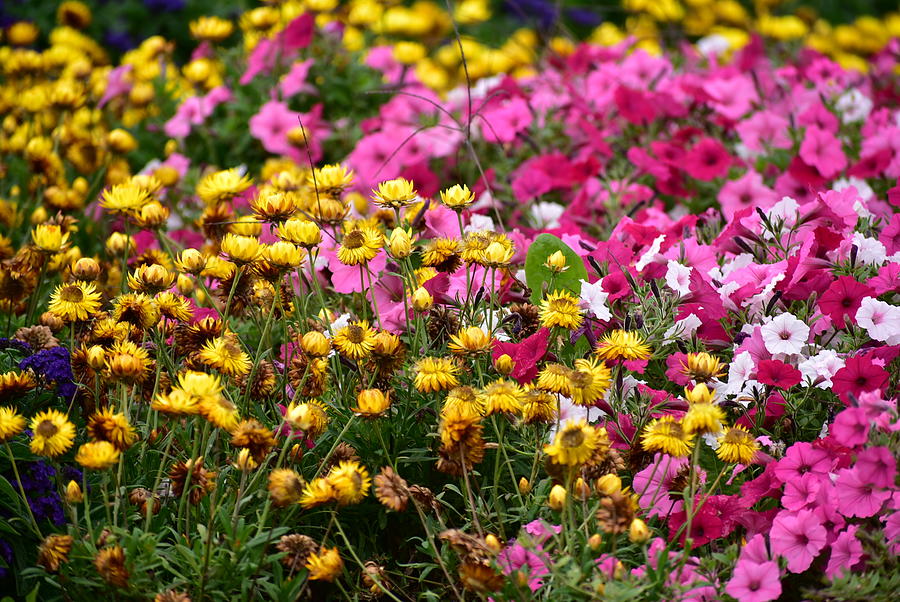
[664,260,692,297]
[835,88,873,124]
[855,297,900,343]
[532,202,565,229]
[760,313,810,355]
[798,350,845,389]
[579,279,611,321]
[635,235,666,272]
[851,233,887,266]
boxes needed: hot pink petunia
[633,453,690,518]
[769,509,827,573]
[835,466,892,518]
[831,355,889,403]
[855,446,896,489]
[497,544,550,592]
[725,561,782,602]
[773,442,833,483]
[491,328,550,384]
[782,473,824,512]
[756,359,802,389]
[683,138,731,181]
[825,526,864,579]
[830,407,871,448]
[799,126,846,179]
[718,170,778,220]
[818,276,875,328]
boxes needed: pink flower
[280,59,315,97]
[496,544,550,592]
[725,561,782,602]
[718,170,778,220]
[491,328,550,384]
[633,453,689,518]
[835,466,892,518]
[522,519,561,544]
[99,64,133,108]
[855,446,896,489]
[769,509,827,573]
[799,126,846,179]
[826,525,864,579]
[773,442,833,483]
[249,100,299,156]
[830,407,871,448]
[683,138,731,181]
[755,359,802,389]
[782,473,824,512]
[818,276,875,328]
[736,110,792,152]
[479,97,532,144]
[703,74,758,120]
[831,355,889,403]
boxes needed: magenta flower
[683,138,731,181]
[769,509,827,573]
[855,446,896,489]
[478,97,532,144]
[835,466,892,518]
[831,355,889,404]
[773,442,833,485]
[249,100,298,156]
[830,407,871,448]
[818,276,875,328]
[496,543,550,592]
[718,170,778,220]
[782,473,824,512]
[825,525,864,579]
[799,126,846,179]
[633,453,689,518]
[755,359,802,390]
[736,110,791,152]
[725,561,782,602]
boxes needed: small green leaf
[524,234,589,303]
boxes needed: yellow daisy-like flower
[421,238,460,270]
[32,224,70,253]
[681,352,726,383]
[196,168,252,206]
[198,336,251,376]
[283,401,329,439]
[75,440,120,470]
[29,409,76,457]
[199,395,240,432]
[37,534,73,572]
[326,460,372,505]
[414,357,460,393]
[337,227,382,266]
[477,236,516,268]
[0,371,36,402]
[595,330,652,362]
[155,292,194,322]
[300,477,337,509]
[568,358,612,406]
[189,15,234,42]
[48,281,102,322]
[351,389,391,417]
[220,233,261,264]
[544,419,601,467]
[0,406,26,443]
[536,363,572,395]
[521,387,557,424]
[268,468,305,507]
[87,408,137,451]
[177,370,224,398]
[481,379,523,416]
[682,403,725,436]
[151,388,199,416]
[448,326,492,356]
[305,546,343,582]
[100,183,150,215]
[684,383,716,405]
[310,164,354,195]
[539,290,583,330]
[641,416,693,458]
[372,177,417,209]
[111,293,160,329]
[103,340,151,384]
[716,426,759,465]
[332,321,377,360]
[442,386,485,418]
[439,184,475,210]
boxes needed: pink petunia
[773,442,833,483]
[683,138,731,181]
[496,544,550,592]
[835,466,892,518]
[782,473,824,512]
[855,446,896,489]
[831,355,889,403]
[718,170,778,220]
[725,561,782,602]
[478,97,532,144]
[736,110,792,152]
[633,453,689,518]
[755,359,802,390]
[769,509,827,573]
[818,276,875,329]
[830,407,871,448]
[249,100,299,156]
[825,526,864,579]
[799,126,846,179]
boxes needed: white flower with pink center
[761,313,810,355]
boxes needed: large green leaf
[524,234,589,303]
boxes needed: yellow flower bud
[177,248,206,274]
[518,477,531,495]
[574,477,591,499]
[548,484,567,511]
[32,224,68,253]
[411,287,433,312]
[107,129,137,154]
[588,533,602,551]
[31,206,49,226]
[439,184,475,210]
[301,331,331,358]
[484,534,502,554]
[595,474,622,496]
[106,232,134,256]
[154,166,180,188]
[71,257,100,281]
[495,354,514,376]
[388,228,412,259]
[628,518,651,544]
[87,345,105,370]
[234,448,258,472]
[65,480,83,503]
[544,250,568,273]
[176,273,194,296]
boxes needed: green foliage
[524,234,589,303]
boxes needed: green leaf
[524,234,589,304]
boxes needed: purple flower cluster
[19,347,76,401]
[0,337,31,356]
[5,461,80,527]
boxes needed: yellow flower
[128,264,175,294]
[268,468,305,507]
[414,357,460,393]
[539,291,583,330]
[332,321,377,360]
[65,480,83,503]
[278,218,321,248]
[196,168,252,206]
[387,227,413,259]
[0,406,26,443]
[641,416,693,458]
[482,379,523,416]
[337,227,382,266]
[439,184,475,210]
[521,387,556,424]
[326,460,372,505]
[310,164,354,195]
[480,240,515,268]
[151,388,199,416]
[300,477,337,508]
[155,292,194,322]
[263,241,304,269]
[198,337,251,376]
[372,178,418,209]
[300,331,331,357]
[629,518,651,543]
[200,395,240,432]
[87,408,137,450]
[448,326,491,355]
[411,287,433,312]
[681,352,726,383]
[421,238,460,270]
[595,330,652,362]
[536,363,572,395]
[716,426,759,464]
[220,233,261,264]
[29,410,76,457]
[544,419,601,467]
[32,224,70,253]
[547,484,567,511]
[177,370,223,398]
[682,402,725,436]
[283,401,328,439]
[103,340,151,384]
[352,389,391,417]
[75,441,120,470]
[442,386,485,418]
[100,184,151,215]
[190,15,234,42]
[393,41,427,65]
[305,547,343,582]
[684,383,716,405]
[251,190,296,223]
[37,534,73,572]
[568,358,612,406]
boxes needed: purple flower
[19,347,76,401]
[4,461,79,526]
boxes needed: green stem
[4,444,42,538]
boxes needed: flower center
[37,420,59,438]
[60,285,84,303]
[561,428,585,448]
[347,325,364,344]
[343,231,365,250]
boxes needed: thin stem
[4,444,42,538]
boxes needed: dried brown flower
[373,466,409,512]
[94,545,129,588]
[276,534,318,572]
